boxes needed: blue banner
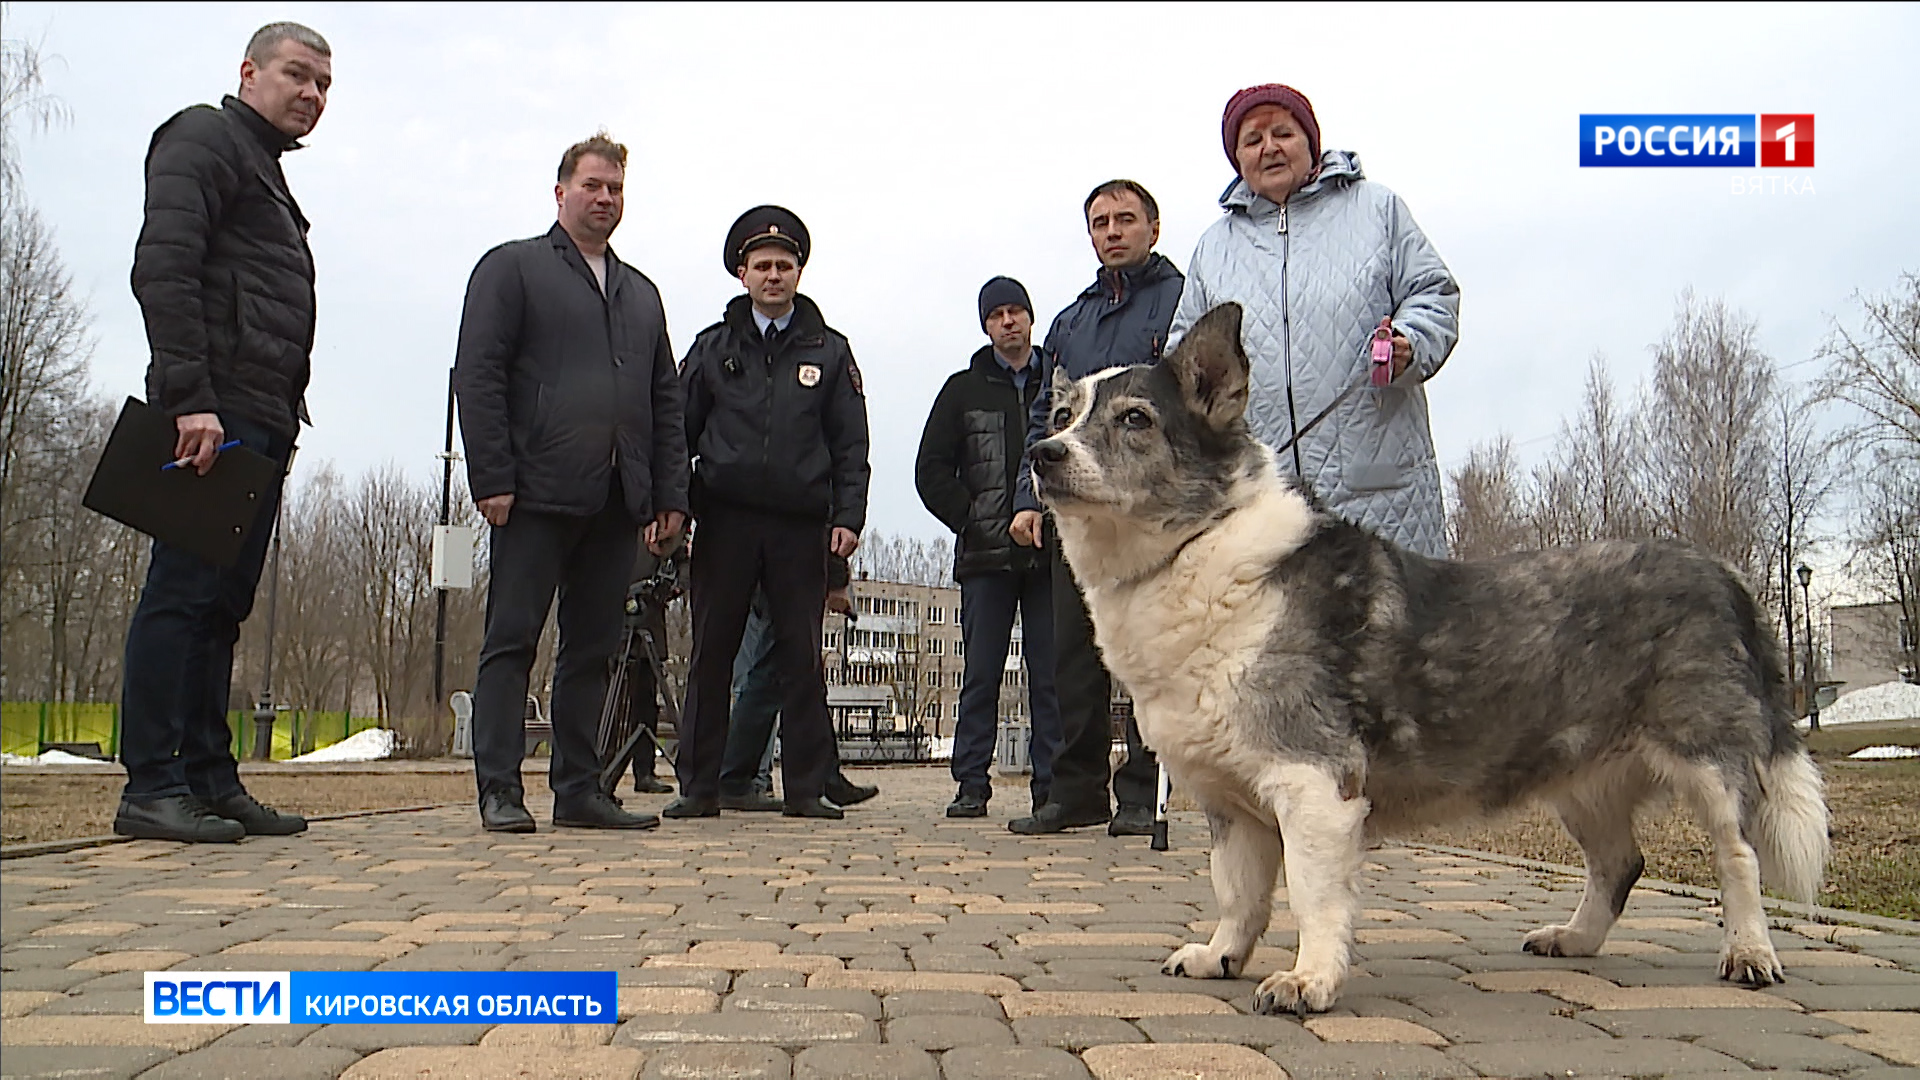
[1579,114,1755,166]
[261,971,614,1024]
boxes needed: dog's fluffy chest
[1071,484,1312,779]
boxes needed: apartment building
[823,574,1037,739]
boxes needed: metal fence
[0,702,379,761]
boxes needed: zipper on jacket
[761,342,775,482]
[1278,207,1305,480]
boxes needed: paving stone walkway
[3,766,1917,1079]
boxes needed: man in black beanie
[914,277,1060,819]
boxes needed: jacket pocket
[1346,460,1406,492]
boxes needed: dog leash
[1270,380,1366,466]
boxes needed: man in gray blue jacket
[1008,180,1181,836]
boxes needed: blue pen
[162,439,243,471]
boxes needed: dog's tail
[1747,748,1829,904]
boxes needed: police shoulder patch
[846,356,864,397]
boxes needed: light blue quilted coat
[1168,151,1459,557]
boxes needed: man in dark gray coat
[453,133,689,833]
[1009,179,1182,837]
[116,21,331,844]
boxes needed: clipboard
[81,398,281,567]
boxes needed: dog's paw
[1162,942,1243,980]
[1251,968,1342,1015]
[1522,924,1601,958]
[1718,942,1785,986]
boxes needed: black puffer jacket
[453,224,688,521]
[131,96,315,437]
[916,346,1045,579]
[680,295,870,532]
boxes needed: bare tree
[1445,436,1530,559]
[851,531,954,586]
[1819,273,1920,467]
[1640,292,1778,584]
[1,29,72,188]
[1544,356,1651,544]
[1844,465,1919,682]
[1766,385,1841,686]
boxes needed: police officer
[668,206,871,820]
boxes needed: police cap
[725,205,810,273]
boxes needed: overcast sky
[8,1,1916,544]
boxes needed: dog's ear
[1048,364,1074,426]
[1168,303,1249,429]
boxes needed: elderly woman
[1168,84,1459,557]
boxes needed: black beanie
[978,276,1032,329]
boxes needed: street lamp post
[252,499,285,760]
[1797,563,1818,732]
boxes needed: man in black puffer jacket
[670,206,870,822]
[114,22,333,845]
[915,277,1060,820]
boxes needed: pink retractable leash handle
[1370,317,1394,388]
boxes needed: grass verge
[1412,721,1920,922]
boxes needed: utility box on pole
[431,525,476,590]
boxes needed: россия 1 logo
[1580,114,1814,167]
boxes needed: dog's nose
[1029,439,1067,469]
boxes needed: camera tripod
[594,561,683,797]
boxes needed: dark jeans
[953,567,1059,805]
[1043,535,1156,814]
[120,413,291,804]
[720,590,780,796]
[471,482,636,803]
[679,502,834,803]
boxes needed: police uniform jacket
[680,294,870,533]
[452,223,689,521]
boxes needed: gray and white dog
[1029,303,1829,1015]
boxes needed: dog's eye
[1120,408,1153,430]
[1050,407,1071,432]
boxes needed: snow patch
[1847,744,1920,761]
[288,727,396,763]
[1808,681,1920,727]
[1,749,110,766]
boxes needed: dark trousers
[720,592,780,796]
[120,413,290,803]
[1043,536,1156,813]
[471,483,636,803]
[679,502,833,803]
[953,567,1060,805]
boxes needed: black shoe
[480,790,536,833]
[632,774,674,795]
[555,791,661,830]
[1108,804,1155,836]
[113,795,245,844]
[825,774,878,807]
[662,796,720,819]
[203,790,308,836]
[1008,802,1110,835]
[719,790,784,812]
[783,796,844,820]
[946,789,989,818]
